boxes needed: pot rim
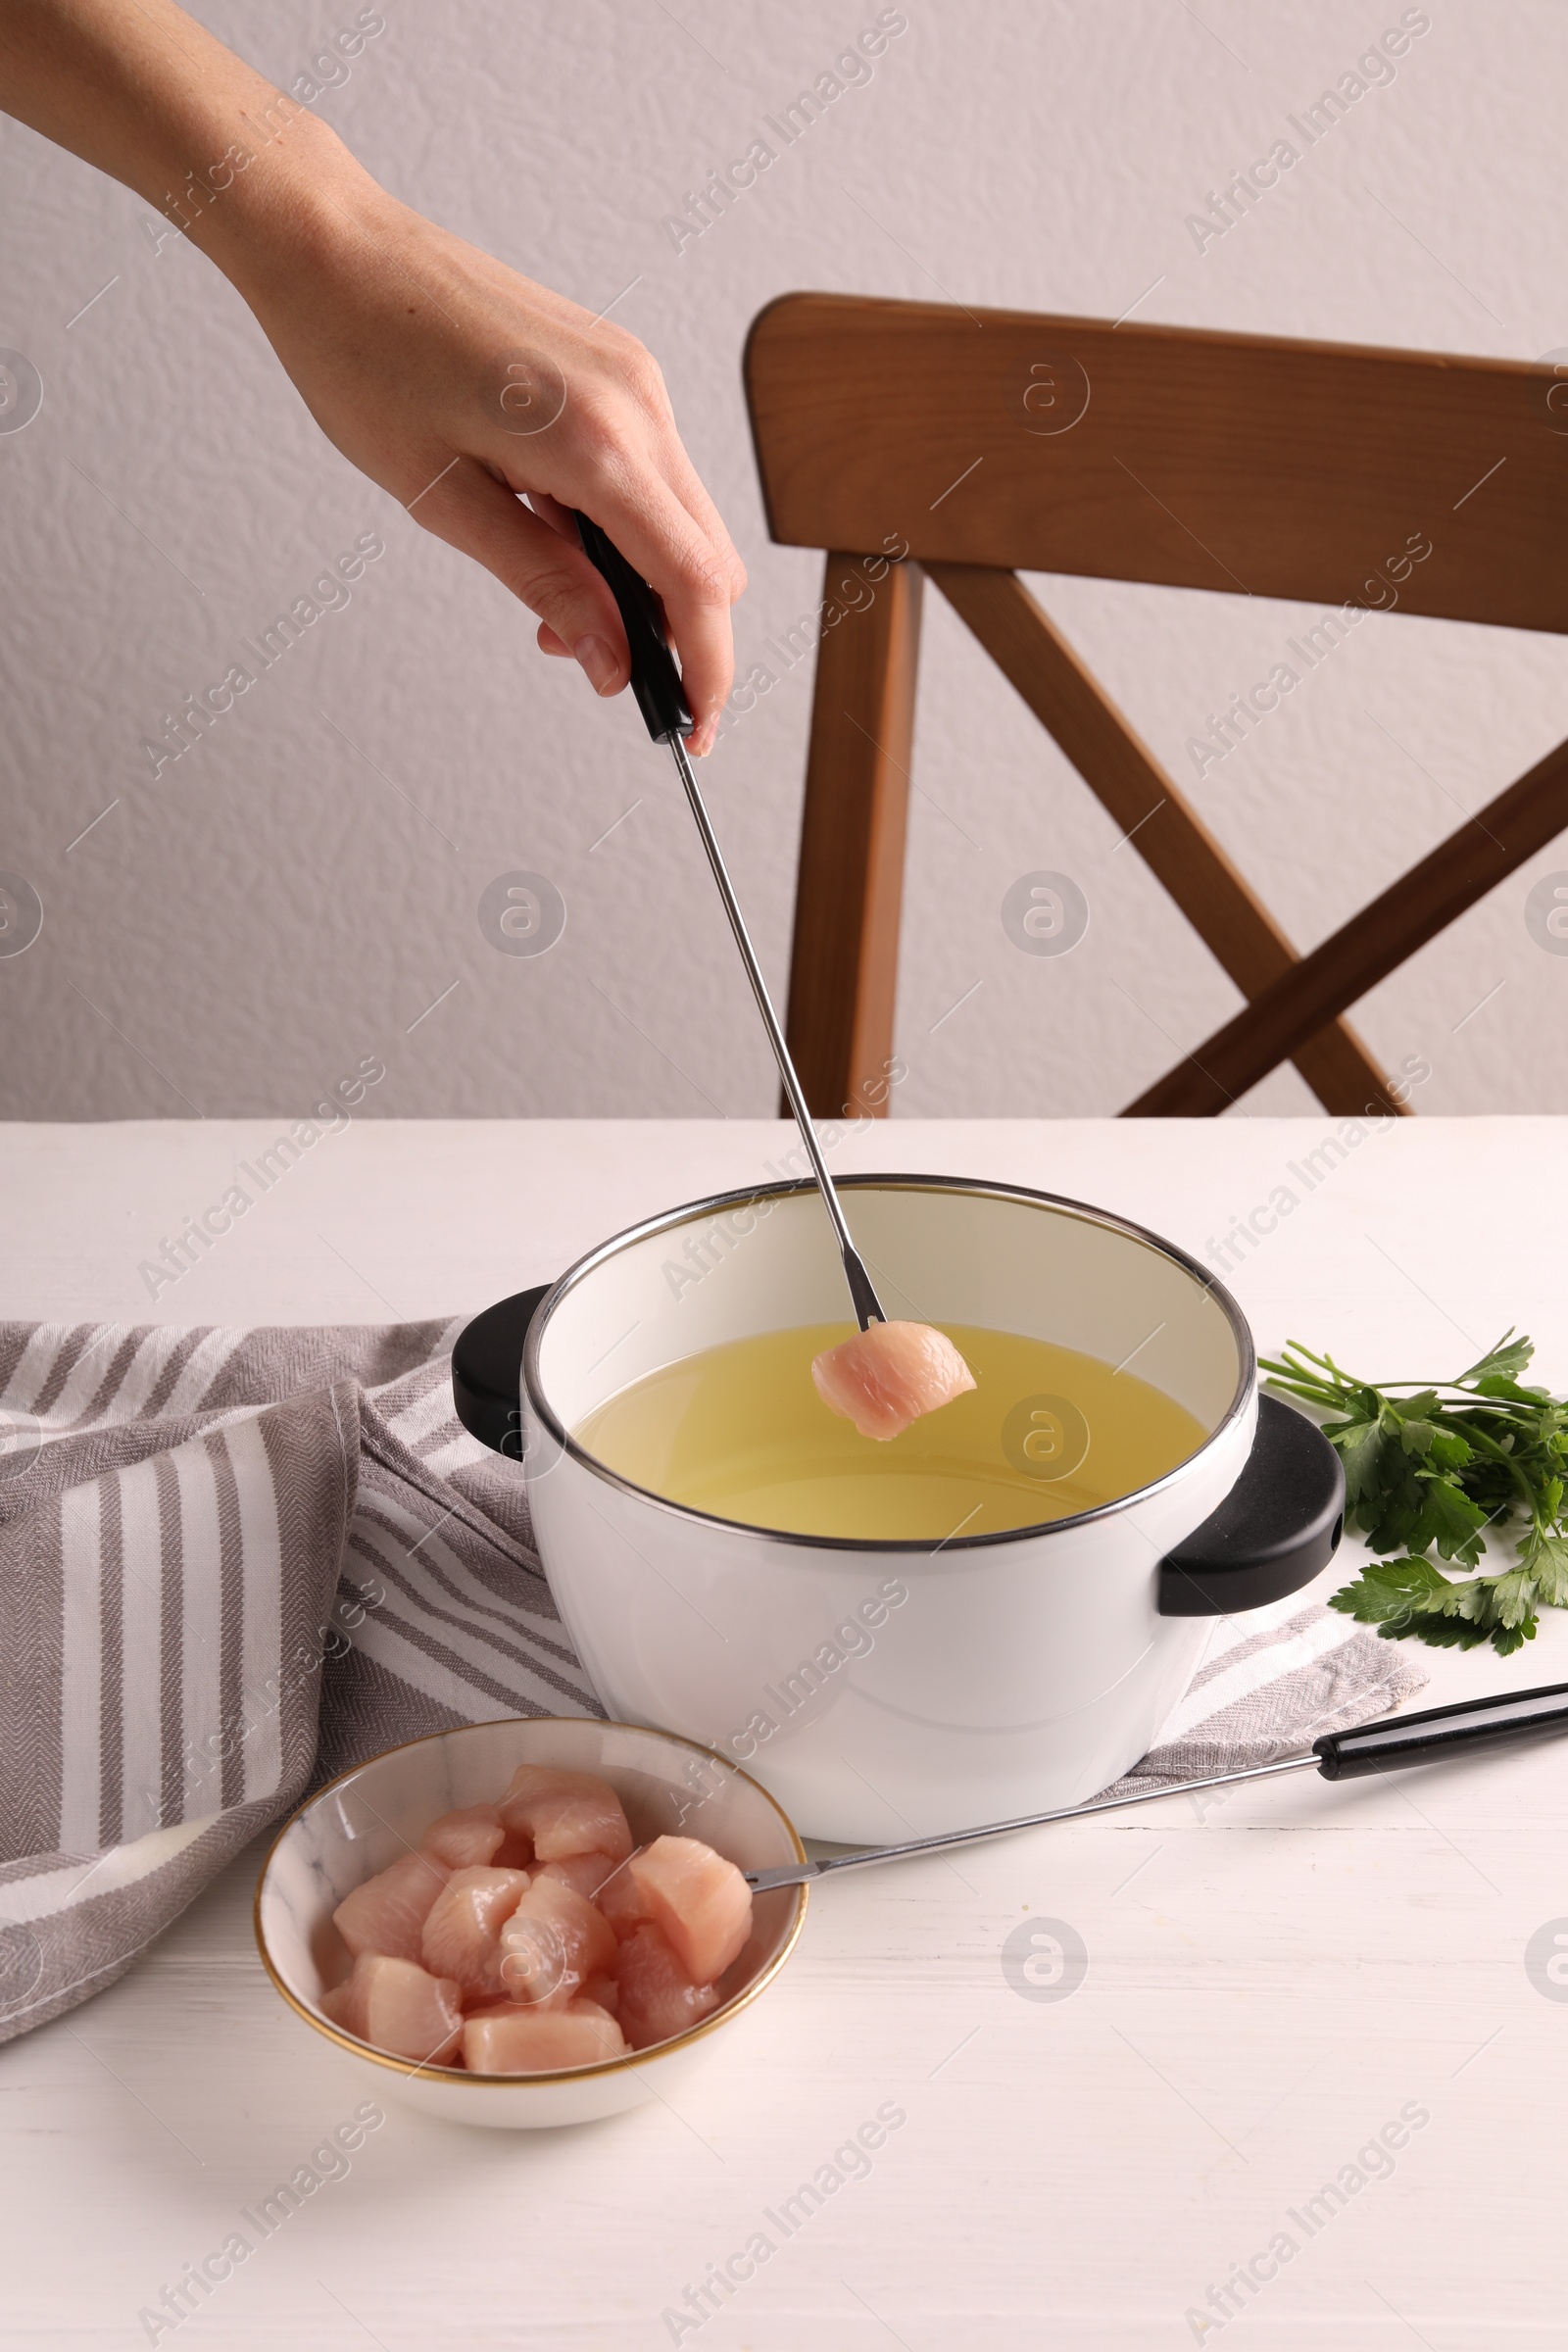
[521,1173,1255,1556]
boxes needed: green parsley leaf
[1261,1333,1568,1659]
[1455,1332,1535,1384]
[1524,1528,1568,1608]
[1333,1417,1386,1509]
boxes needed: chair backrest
[747,292,1563,626]
[744,293,1568,1118]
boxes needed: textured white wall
[2,0,1566,1123]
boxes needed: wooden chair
[742,293,1568,1118]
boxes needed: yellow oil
[573,1323,1208,1542]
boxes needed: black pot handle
[1157,1393,1345,1617]
[452,1286,551,1459]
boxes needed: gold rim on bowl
[254,1715,810,2088]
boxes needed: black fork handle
[574,512,693,744]
[1313,1682,1568,1779]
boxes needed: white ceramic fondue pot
[454,1177,1343,1843]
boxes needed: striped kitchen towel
[0,1319,1426,2045]
[1093,1590,1429,1806]
[0,1317,595,2046]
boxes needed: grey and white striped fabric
[1096,1589,1429,1804]
[0,1317,595,2045]
[0,1318,1427,2045]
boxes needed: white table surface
[4,1116,1567,2352]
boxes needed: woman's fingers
[562,463,738,753]
[473,320,742,748]
[585,399,747,748]
[518,495,600,661]
[518,471,737,753]
[655,436,747,612]
[526,489,580,545]
[415,459,631,697]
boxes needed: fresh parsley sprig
[1260,1333,1568,1657]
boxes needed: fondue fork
[575,514,888,1334]
[739,1681,1568,1890]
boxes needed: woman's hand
[0,0,745,751]
[228,158,746,752]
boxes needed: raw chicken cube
[596,1861,656,1941]
[498,1874,617,2006]
[332,1849,451,1965]
[420,1865,531,2001]
[534,1852,618,1902]
[498,1764,633,1864]
[614,1924,722,2051]
[319,1951,463,2067]
[626,1836,752,1984]
[811,1319,976,1442]
[463,1998,626,2075]
[583,1972,620,2017]
[419,1803,509,1871]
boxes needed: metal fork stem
[667,734,887,1330]
[743,1752,1321,1890]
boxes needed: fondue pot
[453,1176,1344,1842]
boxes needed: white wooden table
[3,1117,1566,2352]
